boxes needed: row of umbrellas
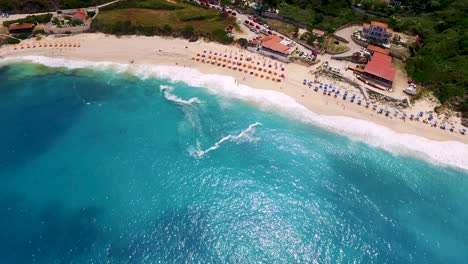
[193,56,283,82]
[303,80,467,135]
[13,42,81,49]
[203,50,285,71]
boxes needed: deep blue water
[1,63,468,263]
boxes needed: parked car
[299,51,304,56]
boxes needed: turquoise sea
[1,60,468,263]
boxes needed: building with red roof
[362,52,396,88]
[367,44,390,55]
[258,35,290,62]
[72,9,87,24]
[8,23,35,34]
[362,21,393,45]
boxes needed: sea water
[0,59,468,263]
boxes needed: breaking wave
[159,85,202,105]
[190,122,262,157]
[2,55,468,171]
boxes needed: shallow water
[1,63,468,263]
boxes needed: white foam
[3,55,468,171]
[193,122,262,157]
[159,85,202,105]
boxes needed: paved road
[334,25,363,56]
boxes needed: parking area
[333,25,363,56]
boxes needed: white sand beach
[1,33,467,144]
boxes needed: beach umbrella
[385,110,391,116]
[357,99,362,105]
[303,79,307,84]
[450,125,455,132]
[394,109,399,116]
[441,123,447,129]
[315,87,319,92]
[461,128,466,135]
[428,114,433,120]
[410,114,414,119]
[379,108,384,113]
[365,101,370,107]
[419,111,424,117]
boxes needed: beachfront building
[8,23,35,34]
[258,35,290,62]
[366,44,390,56]
[72,9,88,24]
[361,52,396,89]
[362,21,393,45]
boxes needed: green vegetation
[92,0,236,44]
[300,32,324,47]
[99,0,184,10]
[13,33,30,40]
[262,0,359,32]
[0,0,112,13]
[0,37,20,45]
[237,38,248,47]
[393,0,467,116]
[2,13,52,27]
[266,18,297,38]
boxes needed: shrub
[2,37,20,45]
[237,38,248,47]
[181,25,195,39]
[161,24,173,35]
[210,29,233,44]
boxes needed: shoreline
[0,33,467,145]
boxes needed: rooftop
[260,35,290,54]
[73,10,87,21]
[367,44,390,55]
[363,23,370,29]
[9,23,35,31]
[364,52,396,82]
[371,21,388,29]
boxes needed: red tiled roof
[363,23,370,29]
[364,52,396,82]
[261,35,289,54]
[387,28,394,33]
[9,23,35,31]
[367,44,390,55]
[371,21,388,28]
[73,10,87,20]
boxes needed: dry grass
[266,18,297,38]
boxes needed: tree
[237,38,248,47]
[293,26,299,39]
